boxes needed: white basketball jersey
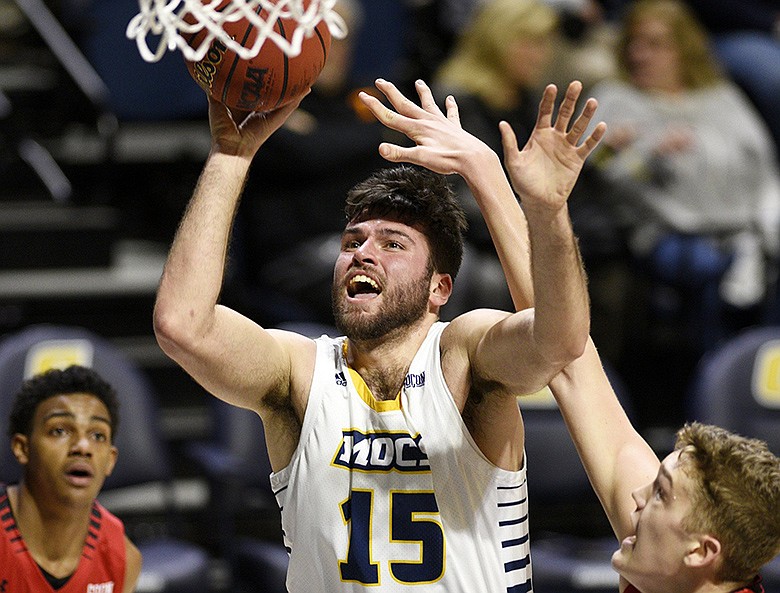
[271,321,533,592]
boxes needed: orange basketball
[185,0,331,113]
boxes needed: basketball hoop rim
[126,0,347,63]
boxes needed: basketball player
[1,365,142,593]
[153,78,604,591]
[496,122,780,593]
[548,342,780,593]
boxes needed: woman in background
[584,0,780,349]
[569,0,780,434]
[432,0,559,315]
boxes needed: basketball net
[126,0,347,63]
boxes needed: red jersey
[624,575,764,593]
[0,484,127,593]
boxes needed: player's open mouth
[65,463,94,486]
[348,274,381,299]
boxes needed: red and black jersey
[0,483,127,592]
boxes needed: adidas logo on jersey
[87,583,115,593]
[335,371,347,387]
[332,429,431,473]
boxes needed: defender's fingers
[358,90,412,132]
[499,120,521,164]
[566,97,598,144]
[414,79,444,116]
[378,142,422,164]
[576,121,607,157]
[554,81,583,133]
[536,84,557,128]
[375,78,425,118]
[445,95,461,125]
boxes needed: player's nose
[631,483,649,510]
[353,239,378,264]
[68,432,93,456]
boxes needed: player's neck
[689,582,757,593]
[10,482,93,567]
[344,318,434,400]
[633,576,759,593]
[345,315,434,369]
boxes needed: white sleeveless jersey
[270,321,533,592]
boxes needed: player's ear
[103,445,118,477]
[11,434,30,465]
[430,273,453,307]
[684,533,722,570]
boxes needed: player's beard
[332,264,433,342]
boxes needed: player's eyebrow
[43,410,75,421]
[375,227,416,243]
[342,225,417,244]
[43,410,111,426]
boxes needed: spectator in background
[1,365,142,593]
[685,0,780,155]
[584,0,780,337]
[577,0,780,430]
[543,0,623,91]
[409,0,625,92]
[433,0,558,158]
[431,0,558,314]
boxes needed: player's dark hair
[8,365,119,440]
[344,165,468,279]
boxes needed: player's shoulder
[445,308,511,335]
[267,326,320,357]
[441,308,511,352]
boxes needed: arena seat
[687,324,780,454]
[186,398,288,593]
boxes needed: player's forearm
[154,151,250,351]
[550,339,657,540]
[461,150,534,311]
[525,204,590,364]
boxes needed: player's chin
[611,543,630,572]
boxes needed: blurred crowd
[230,0,780,434]
[3,0,780,435]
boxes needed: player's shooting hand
[207,92,309,158]
[358,78,495,177]
[500,81,606,214]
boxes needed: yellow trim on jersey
[343,340,402,412]
[347,367,402,412]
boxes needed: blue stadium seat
[186,399,288,593]
[687,325,780,454]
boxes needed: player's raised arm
[549,339,659,540]
[453,81,599,397]
[358,78,534,310]
[497,81,603,369]
[493,82,658,537]
[153,96,309,419]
